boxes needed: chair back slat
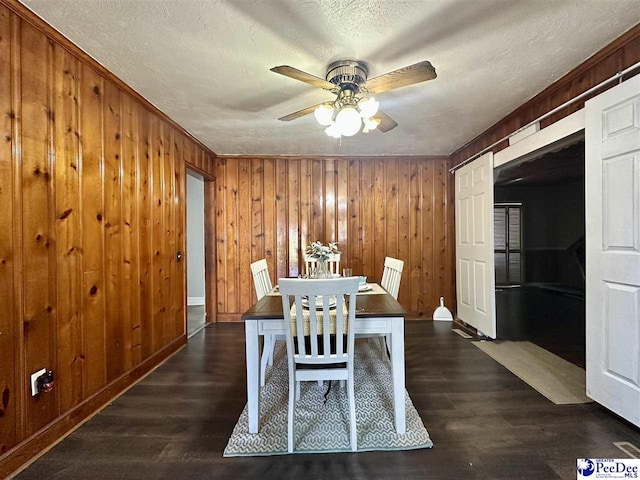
[250,259,272,300]
[280,278,359,365]
[323,295,331,355]
[381,257,404,300]
[335,303,344,356]
[309,296,319,356]
[294,296,306,356]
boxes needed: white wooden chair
[279,277,359,453]
[304,252,341,276]
[381,257,404,299]
[250,259,282,387]
[357,257,404,357]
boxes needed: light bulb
[362,117,381,133]
[358,97,379,118]
[335,107,362,137]
[314,104,334,126]
[325,122,341,138]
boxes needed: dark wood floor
[496,285,586,368]
[15,321,640,480]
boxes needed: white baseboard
[187,296,205,306]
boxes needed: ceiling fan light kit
[271,59,437,139]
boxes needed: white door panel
[455,152,496,338]
[586,75,640,427]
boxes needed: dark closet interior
[494,141,586,368]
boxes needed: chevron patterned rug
[224,340,433,456]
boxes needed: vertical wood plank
[262,158,276,282]
[347,159,361,274]
[311,159,324,242]
[137,107,153,360]
[298,158,315,262]
[204,178,216,323]
[121,94,139,368]
[80,63,105,397]
[103,80,123,382]
[360,160,374,277]
[225,158,238,312]
[335,159,348,265]
[21,22,56,435]
[276,158,290,278]
[446,159,457,310]
[10,11,25,442]
[372,159,386,280]
[409,159,422,313]
[0,3,17,452]
[384,160,399,279]
[53,43,83,414]
[214,157,227,315]
[397,159,411,307]
[173,132,185,334]
[151,116,164,352]
[237,159,251,312]
[432,159,447,313]
[324,158,336,243]
[286,159,299,277]
[421,160,435,313]
[162,123,174,344]
[250,158,263,303]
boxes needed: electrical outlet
[30,368,46,396]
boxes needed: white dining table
[241,283,407,435]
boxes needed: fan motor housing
[326,60,368,93]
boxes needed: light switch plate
[30,368,46,396]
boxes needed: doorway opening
[494,140,586,368]
[186,169,207,337]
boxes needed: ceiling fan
[270,60,437,138]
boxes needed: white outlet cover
[30,368,46,396]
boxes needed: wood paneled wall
[451,23,640,166]
[0,2,215,476]
[213,156,455,320]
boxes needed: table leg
[245,321,260,433]
[390,317,406,434]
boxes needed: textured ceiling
[22,0,640,156]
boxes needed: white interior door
[585,76,640,427]
[455,152,496,338]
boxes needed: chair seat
[296,368,348,382]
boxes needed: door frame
[184,165,216,328]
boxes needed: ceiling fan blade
[277,102,326,121]
[271,65,336,90]
[375,110,398,133]
[365,61,437,94]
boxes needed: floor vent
[614,441,640,459]
[452,328,473,339]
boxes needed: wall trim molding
[0,0,217,160]
[0,337,186,479]
[494,109,585,168]
[217,154,450,161]
[187,296,206,306]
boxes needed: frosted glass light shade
[335,107,362,137]
[314,104,334,126]
[325,122,341,138]
[358,97,379,118]
[362,117,381,133]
